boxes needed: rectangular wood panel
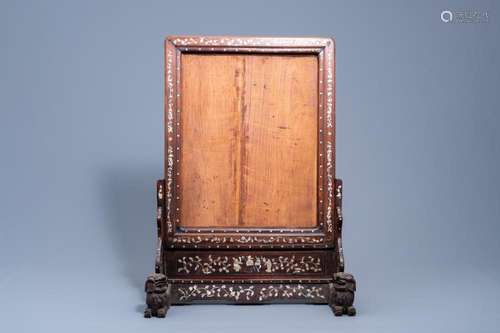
[180,53,317,228]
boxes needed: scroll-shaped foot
[144,273,170,318]
[329,272,356,316]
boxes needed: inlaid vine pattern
[172,235,325,247]
[325,46,334,234]
[177,255,322,275]
[326,141,334,233]
[165,48,175,234]
[170,36,328,47]
[176,284,327,302]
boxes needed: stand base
[144,273,356,317]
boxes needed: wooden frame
[144,36,356,318]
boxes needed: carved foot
[333,306,343,316]
[144,273,169,318]
[157,307,167,318]
[347,306,356,316]
[329,272,357,317]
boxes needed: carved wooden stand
[143,36,357,318]
[144,180,356,317]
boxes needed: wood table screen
[179,53,318,229]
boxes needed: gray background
[1,0,499,332]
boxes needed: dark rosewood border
[163,36,336,249]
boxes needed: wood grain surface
[180,53,317,228]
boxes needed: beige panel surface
[180,53,317,228]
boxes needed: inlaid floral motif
[325,46,334,234]
[335,183,342,200]
[166,49,174,134]
[326,141,333,233]
[176,284,327,302]
[178,284,255,301]
[165,48,175,234]
[172,235,324,246]
[170,37,328,47]
[165,146,174,233]
[177,255,322,275]
[258,284,326,301]
[326,47,334,129]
